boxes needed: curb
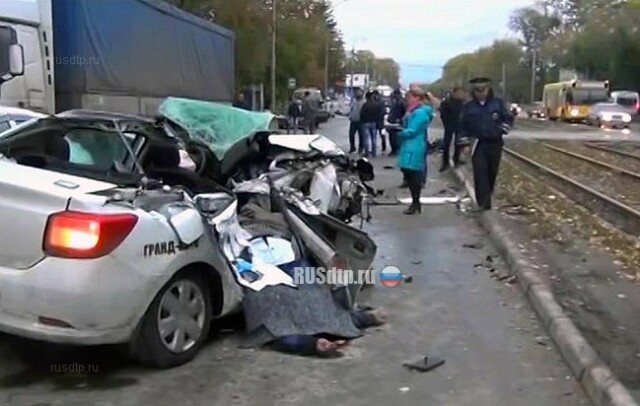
[452,166,638,406]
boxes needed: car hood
[158,97,277,160]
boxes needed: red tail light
[636,101,639,113]
[44,212,138,259]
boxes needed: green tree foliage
[166,0,400,108]
[430,41,532,102]
[432,0,639,101]
[348,51,400,87]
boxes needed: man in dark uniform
[439,86,465,172]
[459,78,513,211]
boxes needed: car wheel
[130,271,212,368]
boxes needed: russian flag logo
[379,266,403,288]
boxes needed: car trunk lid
[0,159,117,269]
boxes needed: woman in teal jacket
[398,88,433,214]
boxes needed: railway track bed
[504,140,640,236]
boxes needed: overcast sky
[332,0,536,85]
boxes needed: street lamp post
[324,34,329,98]
[271,0,277,111]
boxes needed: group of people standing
[347,77,513,215]
[286,91,320,134]
[348,90,389,156]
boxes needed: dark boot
[404,204,422,215]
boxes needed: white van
[611,91,639,117]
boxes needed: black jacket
[388,97,406,124]
[360,100,383,124]
[440,98,464,129]
[287,102,302,118]
[460,96,513,142]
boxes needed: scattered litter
[411,260,423,265]
[383,165,395,170]
[503,275,517,284]
[462,242,484,249]
[403,275,414,283]
[402,356,446,373]
[618,294,627,299]
[497,274,514,282]
[535,336,549,347]
[547,195,557,200]
[399,387,410,393]
[613,260,623,266]
[398,196,461,205]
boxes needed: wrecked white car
[158,97,375,224]
[0,102,376,368]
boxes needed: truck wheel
[130,271,212,368]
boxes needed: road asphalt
[0,117,590,406]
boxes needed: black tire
[130,271,212,368]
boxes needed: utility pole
[530,49,537,103]
[324,33,329,98]
[364,58,369,89]
[271,0,277,111]
[501,63,507,99]
[349,46,354,97]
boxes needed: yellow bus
[543,80,610,122]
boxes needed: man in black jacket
[360,91,383,157]
[439,87,465,172]
[459,78,513,211]
[386,88,406,156]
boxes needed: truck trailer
[0,0,235,116]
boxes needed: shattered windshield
[159,97,275,161]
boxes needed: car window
[617,97,637,107]
[0,120,10,134]
[64,129,141,171]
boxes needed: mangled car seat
[145,143,221,194]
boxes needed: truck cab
[0,0,53,113]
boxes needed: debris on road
[402,356,446,373]
[403,275,414,283]
[463,242,484,249]
[397,196,461,205]
[535,336,550,347]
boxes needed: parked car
[510,103,522,117]
[586,103,632,128]
[0,106,46,134]
[527,102,546,119]
[610,91,639,117]
[0,101,375,367]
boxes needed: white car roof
[611,91,639,98]
[0,106,47,118]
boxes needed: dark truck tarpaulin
[52,0,235,112]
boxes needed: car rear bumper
[0,256,164,345]
[601,120,630,128]
[0,310,133,345]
